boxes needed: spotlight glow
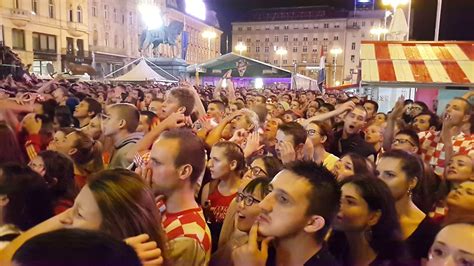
[138,4,163,30]
[185,0,206,20]
[255,78,264,89]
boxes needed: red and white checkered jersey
[418,131,474,175]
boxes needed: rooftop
[233,6,384,23]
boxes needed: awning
[360,41,474,87]
[326,83,360,91]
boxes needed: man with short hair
[73,97,102,129]
[102,103,142,169]
[363,100,379,120]
[147,128,211,266]
[232,161,340,266]
[418,97,473,175]
[52,87,69,106]
[275,122,307,164]
[160,88,195,121]
[412,112,439,133]
[330,105,376,157]
[207,100,225,123]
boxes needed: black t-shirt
[330,130,376,158]
[266,245,339,266]
[405,216,440,262]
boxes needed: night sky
[204,0,474,52]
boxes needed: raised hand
[160,109,186,130]
[125,234,163,266]
[279,141,296,164]
[390,96,406,119]
[244,131,264,157]
[232,222,273,266]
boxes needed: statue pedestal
[145,57,188,81]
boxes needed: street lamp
[138,3,163,30]
[330,48,342,87]
[370,27,389,40]
[202,31,217,60]
[275,47,287,68]
[235,42,247,56]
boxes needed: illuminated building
[232,6,385,85]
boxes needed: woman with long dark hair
[28,150,76,214]
[329,175,408,265]
[0,122,24,164]
[333,152,376,181]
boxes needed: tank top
[207,188,237,224]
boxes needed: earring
[407,187,413,198]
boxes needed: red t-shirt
[207,188,236,223]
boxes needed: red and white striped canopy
[360,41,474,86]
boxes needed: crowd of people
[0,70,472,266]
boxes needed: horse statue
[139,20,184,58]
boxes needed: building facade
[0,0,221,78]
[232,6,385,86]
[0,0,91,76]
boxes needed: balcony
[347,25,361,30]
[61,49,92,64]
[66,22,88,37]
[10,9,32,27]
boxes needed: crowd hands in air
[0,71,472,266]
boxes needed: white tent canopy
[112,58,177,82]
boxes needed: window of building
[353,22,357,27]
[265,47,269,53]
[123,39,125,49]
[313,37,318,41]
[105,33,109,46]
[362,21,366,26]
[303,25,309,29]
[274,26,280,30]
[33,32,57,52]
[284,25,289,30]
[77,6,82,23]
[293,37,298,42]
[351,55,355,62]
[247,38,251,43]
[293,59,297,64]
[334,36,339,41]
[352,42,356,50]
[66,37,74,54]
[314,25,319,29]
[92,5,97,17]
[14,0,20,9]
[114,35,118,47]
[256,39,260,43]
[283,59,288,64]
[77,39,84,56]
[323,37,328,41]
[274,59,278,65]
[265,26,270,30]
[12,29,25,50]
[303,46,308,52]
[48,0,55,18]
[68,6,73,22]
[324,23,329,28]
[32,0,38,14]
[129,11,133,24]
[256,46,260,53]
[284,35,288,42]
[312,48,317,53]
[113,8,117,22]
[265,37,269,42]
[122,14,125,24]
[274,36,279,42]
[104,5,108,19]
[303,36,308,41]
[247,26,252,31]
[322,45,327,52]
[293,47,297,52]
[238,37,242,42]
[335,24,340,28]
[293,26,299,29]
[93,30,98,46]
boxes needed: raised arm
[303,100,355,126]
[383,97,405,151]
